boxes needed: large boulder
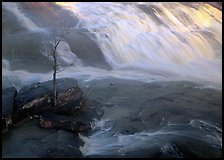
[38,113,91,133]
[14,78,84,123]
[37,98,104,134]
[2,87,17,132]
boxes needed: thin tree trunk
[53,69,57,107]
[51,37,63,107]
[53,46,57,107]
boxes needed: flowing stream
[2,2,222,158]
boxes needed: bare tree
[47,20,71,107]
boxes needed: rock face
[14,78,84,123]
[38,113,91,133]
[2,87,17,131]
[2,77,105,149]
[36,98,104,134]
[2,78,105,157]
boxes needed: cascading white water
[53,3,222,156]
[56,2,222,87]
[78,119,222,157]
[2,2,42,32]
[42,40,82,68]
[2,2,222,88]
[2,2,222,158]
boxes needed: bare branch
[56,67,66,73]
[49,61,55,69]
[47,54,55,68]
[45,17,73,107]
[55,39,62,49]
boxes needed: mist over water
[2,2,222,158]
[2,2,41,32]
[78,119,222,157]
[2,2,222,89]
[55,2,222,87]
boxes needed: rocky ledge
[2,87,17,132]
[2,78,103,134]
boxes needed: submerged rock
[2,87,17,132]
[14,78,84,123]
[160,143,183,158]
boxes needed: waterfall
[3,2,42,32]
[56,2,222,86]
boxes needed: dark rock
[136,4,168,26]
[14,78,83,123]
[65,30,112,70]
[105,103,115,108]
[42,146,83,158]
[2,87,17,131]
[206,2,222,11]
[160,143,183,158]
[38,113,91,133]
[72,99,104,123]
[48,90,84,116]
[15,78,79,108]
[36,98,103,134]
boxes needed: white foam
[56,2,222,87]
[2,2,222,89]
[2,59,10,70]
[55,41,82,67]
[2,68,52,90]
[3,2,43,32]
[79,119,222,156]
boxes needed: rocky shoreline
[2,78,104,141]
[2,78,222,158]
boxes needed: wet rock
[42,146,83,158]
[206,2,222,11]
[38,113,90,133]
[48,93,85,116]
[104,103,116,108]
[14,78,84,123]
[2,87,17,132]
[36,99,103,134]
[72,99,104,123]
[160,143,183,158]
[65,30,112,70]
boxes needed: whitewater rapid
[55,2,222,87]
[2,2,222,90]
[2,3,222,158]
[78,119,222,157]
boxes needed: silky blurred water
[2,2,222,158]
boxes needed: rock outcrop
[13,78,84,124]
[36,98,104,134]
[2,78,102,158]
[38,113,91,133]
[2,87,17,132]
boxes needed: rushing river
[2,2,222,158]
